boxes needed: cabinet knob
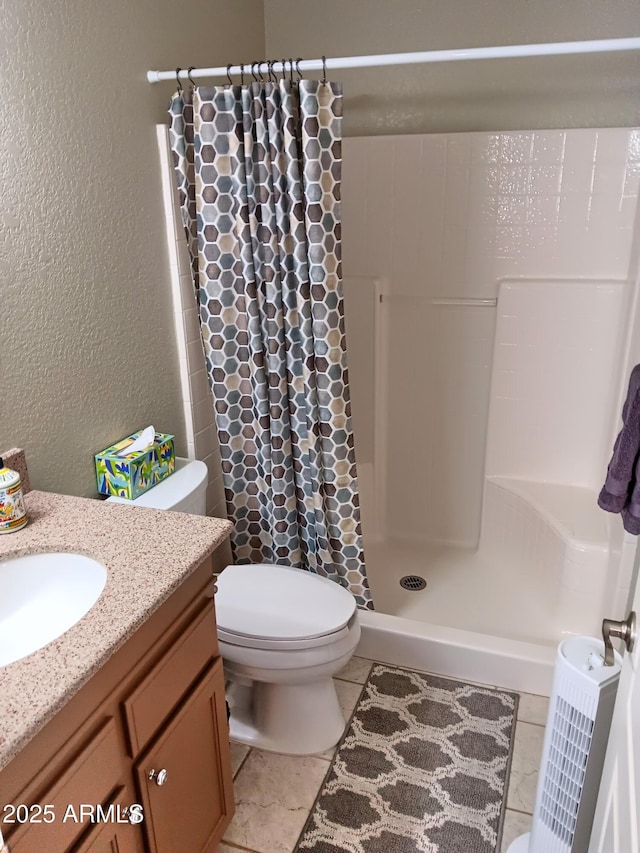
[148,768,168,786]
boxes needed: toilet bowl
[106,457,361,755]
[216,562,360,754]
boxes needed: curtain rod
[147,36,640,83]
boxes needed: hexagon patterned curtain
[168,80,372,609]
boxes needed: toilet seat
[217,620,354,651]
[215,563,356,650]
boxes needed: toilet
[106,457,361,755]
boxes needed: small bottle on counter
[0,457,28,533]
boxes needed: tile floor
[219,657,547,853]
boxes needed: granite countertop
[0,490,232,770]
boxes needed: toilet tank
[105,457,208,515]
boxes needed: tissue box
[95,430,175,500]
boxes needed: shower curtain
[169,78,372,609]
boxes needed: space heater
[508,635,622,853]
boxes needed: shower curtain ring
[321,55,327,85]
[258,61,265,82]
[295,57,303,80]
[281,59,287,81]
[187,66,196,86]
[226,63,233,85]
[251,61,258,81]
[289,58,294,82]
[240,63,245,85]
[267,59,276,83]
[175,67,183,93]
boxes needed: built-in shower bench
[480,475,610,639]
[488,476,609,550]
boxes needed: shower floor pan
[358,479,610,696]
[358,539,556,695]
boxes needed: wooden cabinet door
[6,786,145,853]
[2,719,126,853]
[72,787,145,853]
[135,658,234,853]
[72,819,144,853]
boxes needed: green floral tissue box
[95,430,175,500]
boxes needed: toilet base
[226,676,347,755]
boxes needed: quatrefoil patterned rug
[295,665,518,853]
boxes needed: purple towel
[599,364,640,534]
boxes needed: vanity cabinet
[0,551,234,853]
[135,661,231,853]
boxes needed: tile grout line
[333,672,370,684]
[232,746,252,780]
[231,744,335,765]
[221,842,261,853]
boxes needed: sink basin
[0,552,107,667]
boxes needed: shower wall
[341,129,640,548]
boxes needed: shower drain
[399,575,427,591]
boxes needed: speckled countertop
[0,490,232,770]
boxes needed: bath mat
[295,664,518,853]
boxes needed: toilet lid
[215,563,356,643]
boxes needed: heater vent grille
[538,696,595,846]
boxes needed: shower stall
[158,91,640,696]
[342,129,640,693]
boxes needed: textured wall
[0,0,265,496]
[264,0,640,135]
